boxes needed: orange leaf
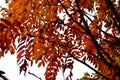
[38,60,45,67]
[25,50,30,60]
[0,51,4,58]
[6,30,11,39]
[10,46,15,54]
[32,43,45,63]
[63,1,71,8]
[98,9,105,19]
[17,50,25,60]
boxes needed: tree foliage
[0,0,120,80]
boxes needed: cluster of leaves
[77,72,103,80]
[0,0,120,80]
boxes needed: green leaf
[77,72,89,80]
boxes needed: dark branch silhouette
[28,71,42,80]
[69,53,109,80]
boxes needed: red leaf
[17,50,25,60]
[17,45,25,53]
[1,18,11,25]
[0,23,8,31]
[25,50,30,60]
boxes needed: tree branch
[105,0,120,21]
[75,0,112,67]
[97,27,119,40]
[69,53,109,80]
[0,75,8,80]
[57,0,111,66]
[105,0,120,32]
[28,71,42,80]
[58,0,86,31]
[0,70,8,80]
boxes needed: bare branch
[28,71,42,80]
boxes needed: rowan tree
[0,0,120,80]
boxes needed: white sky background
[0,0,95,80]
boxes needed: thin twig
[28,71,42,80]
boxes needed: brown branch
[58,0,114,69]
[0,75,8,80]
[105,0,120,22]
[84,11,97,19]
[28,71,42,80]
[0,70,8,80]
[58,0,86,31]
[26,25,109,79]
[75,0,112,67]
[97,27,119,40]
[105,0,120,32]
[69,53,109,80]
[84,13,93,22]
